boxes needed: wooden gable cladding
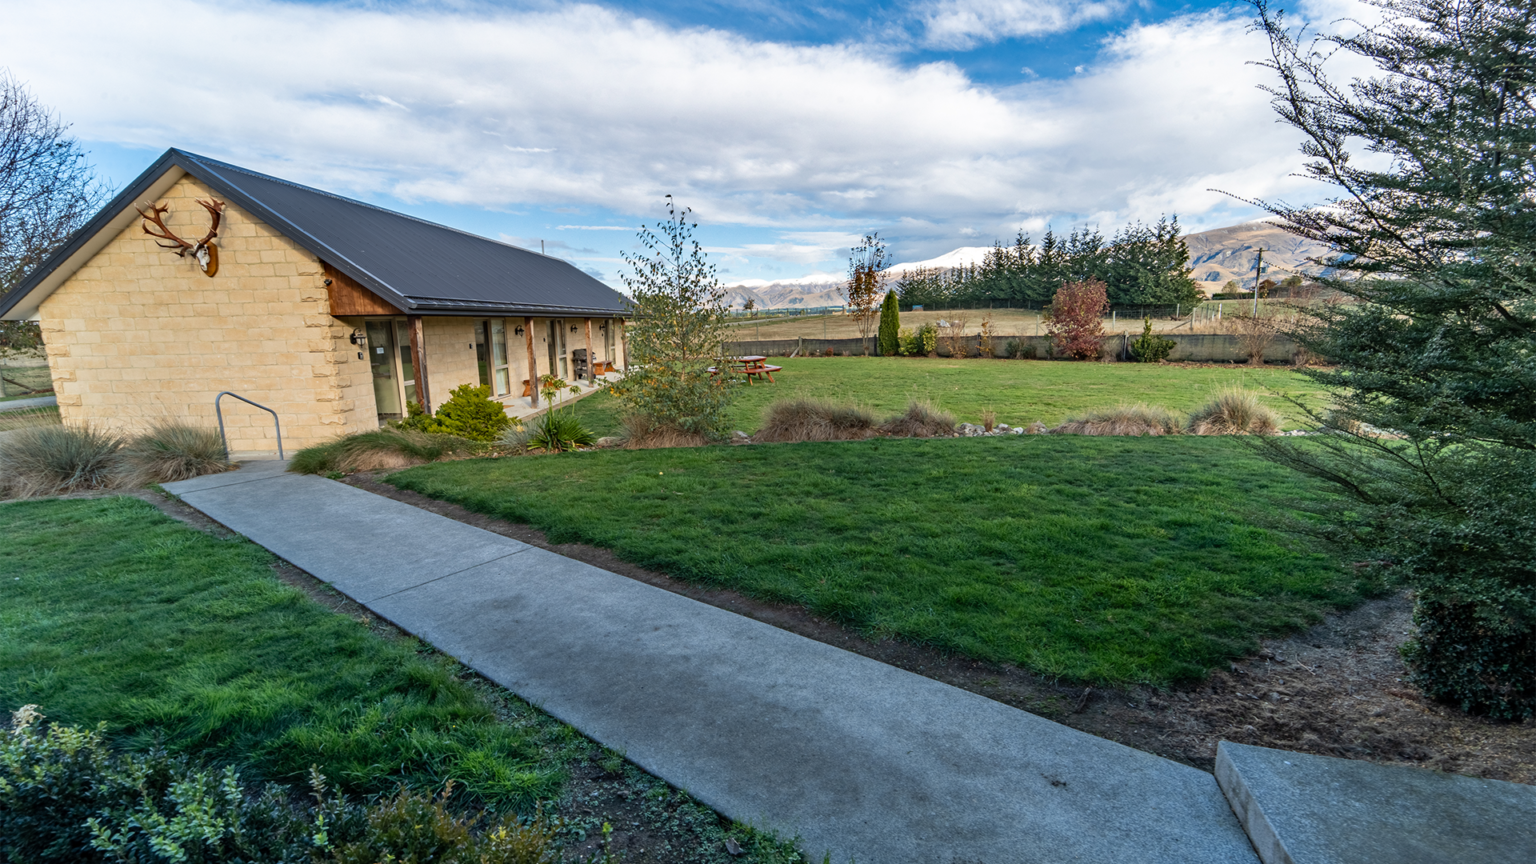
[323,262,402,316]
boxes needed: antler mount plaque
[135,198,227,276]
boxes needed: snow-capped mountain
[722,223,1328,308]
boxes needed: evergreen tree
[877,290,901,355]
[1253,0,1536,717]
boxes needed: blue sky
[5,0,1358,287]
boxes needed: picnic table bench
[708,356,782,384]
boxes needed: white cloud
[0,0,1332,259]
[917,0,1126,49]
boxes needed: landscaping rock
[594,436,623,448]
[1026,421,1048,434]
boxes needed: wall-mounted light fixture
[348,328,365,345]
[570,325,579,333]
[514,326,525,336]
[324,278,333,287]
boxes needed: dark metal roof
[1,148,631,319]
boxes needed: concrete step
[1216,741,1536,864]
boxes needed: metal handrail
[215,391,283,460]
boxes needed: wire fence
[0,358,51,398]
[724,332,1302,363]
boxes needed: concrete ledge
[1216,741,1536,864]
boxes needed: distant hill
[723,221,1331,308]
[1183,219,1333,293]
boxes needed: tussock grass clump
[0,424,124,497]
[1188,389,1281,435]
[618,413,710,449]
[1051,404,1183,436]
[876,402,956,438]
[0,405,61,433]
[755,399,875,443]
[289,429,482,474]
[120,420,230,484]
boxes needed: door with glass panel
[393,321,417,409]
[547,319,568,380]
[365,321,401,420]
[489,320,511,396]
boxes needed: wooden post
[408,315,430,412]
[617,319,627,370]
[583,317,594,383]
[524,316,538,406]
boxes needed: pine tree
[1252,0,1536,717]
[877,291,901,356]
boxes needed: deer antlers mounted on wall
[135,198,226,276]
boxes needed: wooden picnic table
[708,356,782,384]
[731,356,780,384]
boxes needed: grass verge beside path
[569,357,1329,436]
[0,496,568,808]
[0,496,809,863]
[390,436,1375,685]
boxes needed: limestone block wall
[38,174,376,455]
[422,317,481,405]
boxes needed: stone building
[0,149,628,456]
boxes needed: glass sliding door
[547,319,568,380]
[395,320,417,408]
[366,320,401,419]
[490,319,511,396]
[475,321,489,388]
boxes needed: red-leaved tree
[1046,279,1109,359]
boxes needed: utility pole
[1252,248,1265,316]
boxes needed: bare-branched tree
[1,70,106,355]
[843,233,888,354]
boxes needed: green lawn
[0,497,573,808]
[569,357,1330,436]
[0,496,805,860]
[389,435,1372,685]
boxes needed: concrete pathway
[0,394,56,411]
[164,462,1258,864]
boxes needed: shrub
[1051,404,1183,436]
[120,421,229,485]
[1128,318,1176,363]
[1188,389,1280,435]
[394,400,445,434]
[1045,279,1109,359]
[877,402,955,438]
[0,707,557,864]
[1226,311,1277,364]
[877,291,901,356]
[977,316,994,357]
[617,413,710,449]
[329,784,557,864]
[289,429,482,474]
[939,316,969,357]
[527,409,595,452]
[917,322,938,355]
[0,424,123,498]
[434,384,513,442]
[755,399,875,443]
[897,327,917,356]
